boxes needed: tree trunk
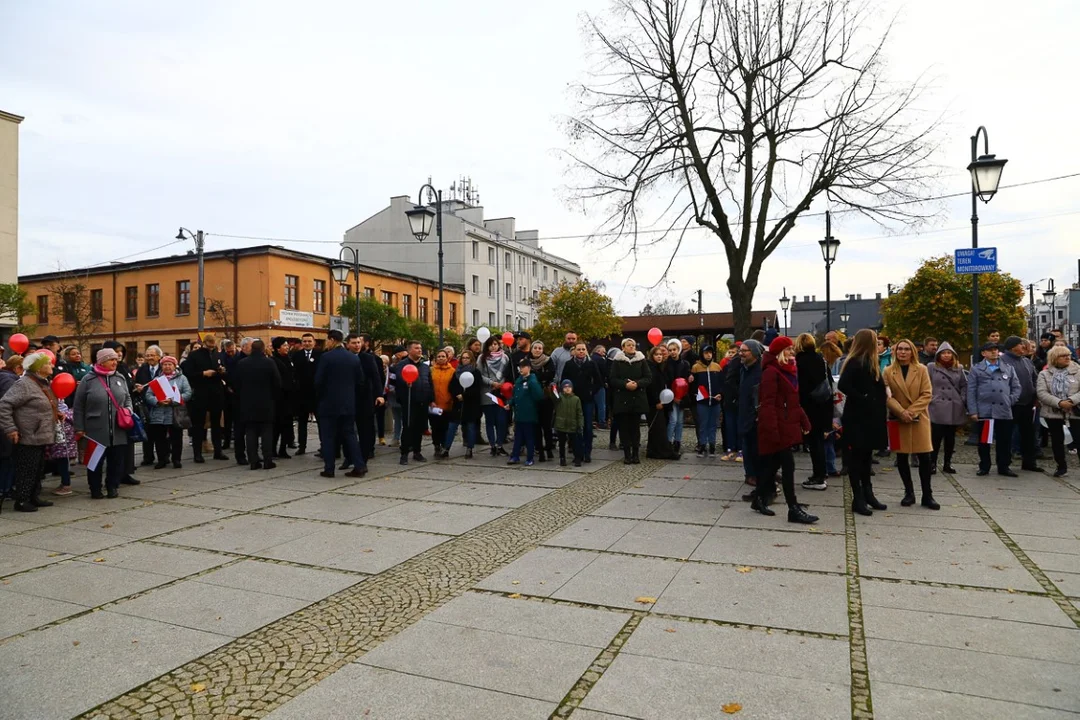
[729,276,756,339]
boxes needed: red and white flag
[149,376,180,403]
[980,419,995,445]
[82,438,105,471]
[696,386,708,402]
[485,392,508,409]
[887,420,902,449]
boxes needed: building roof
[788,296,883,335]
[622,311,778,334]
[0,109,24,124]
[17,244,465,292]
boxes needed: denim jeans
[482,405,508,447]
[511,421,536,461]
[581,400,595,457]
[56,457,71,486]
[445,420,477,450]
[594,388,607,426]
[824,437,837,474]
[695,403,722,447]
[667,405,684,443]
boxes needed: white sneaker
[801,478,828,491]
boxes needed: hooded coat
[690,347,724,407]
[756,352,810,455]
[883,359,933,454]
[609,349,651,415]
[927,342,968,425]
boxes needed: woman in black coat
[794,334,833,487]
[446,350,483,458]
[527,342,557,462]
[646,345,679,459]
[837,329,889,516]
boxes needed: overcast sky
[2,0,1078,316]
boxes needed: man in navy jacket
[391,340,433,465]
[314,330,367,478]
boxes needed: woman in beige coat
[1036,345,1080,477]
[883,339,938,510]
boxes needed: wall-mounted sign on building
[279,310,314,327]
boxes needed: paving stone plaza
[1,435,1078,719]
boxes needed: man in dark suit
[391,340,433,465]
[314,330,367,478]
[356,333,385,460]
[289,332,321,455]
[561,342,604,462]
[231,340,281,470]
[226,338,253,465]
[183,334,229,463]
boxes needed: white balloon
[659,388,675,405]
[459,371,475,389]
[477,327,491,343]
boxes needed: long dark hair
[479,336,503,364]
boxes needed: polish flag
[886,420,902,449]
[149,376,180,403]
[696,386,708,402]
[980,419,995,445]
[550,383,559,399]
[82,438,105,471]
[486,393,508,409]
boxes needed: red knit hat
[768,336,793,355]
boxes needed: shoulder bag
[98,375,135,430]
[809,356,834,404]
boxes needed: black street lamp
[1044,279,1057,334]
[176,228,205,332]
[819,211,840,333]
[779,287,790,337]
[405,184,444,348]
[840,306,850,328]
[967,126,1008,359]
[331,247,362,334]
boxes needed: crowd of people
[1,325,1077,524]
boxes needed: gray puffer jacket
[927,343,967,425]
[144,373,193,425]
[0,374,59,446]
[73,369,133,447]
[1036,361,1080,420]
[966,360,1020,421]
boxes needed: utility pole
[176,228,206,332]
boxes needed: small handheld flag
[696,386,707,402]
[486,393,508,410]
[980,419,995,445]
[82,438,105,471]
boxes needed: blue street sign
[955,247,998,274]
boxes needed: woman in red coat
[751,336,818,524]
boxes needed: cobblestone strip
[549,612,644,719]
[944,474,1080,628]
[842,479,873,720]
[79,459,661,719]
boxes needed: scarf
[530,353,550,371]
[94,364,116,376]
[487,349,504,360]
[1050,366,1072,400]
[778,358,798,388]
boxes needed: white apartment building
[0,109,23,334]
[343,193,581,331]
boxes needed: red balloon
[7,333,29,354]
[401,363,419,385]
[647,327,663,346]
[51,372,76,399]
[672,377,689,401]
[500,381,514,400]
[41,349,56,364]
[502,331,515,347]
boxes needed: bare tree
[206,298,236,341]
[566,0,939,336]
[46,272,107,354]
[640,297,691,315]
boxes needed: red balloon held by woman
[647,327,663,346]
[7,333,29,354]
[401,363,419,385]
[502,331,515,347]
[672,377,689,401]
[51,372,76,399]
[500,381,514,400]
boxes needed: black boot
[673,441,681,456]
[623,445,633,465]
[560,453,567,466]
[465,448,473,459]
[708,443,716,457]
[750,493,775,516]
[850,474,872,516]
[942,452,956,474]
[920,476,940,510]
[788,503,819,524]
[864,478,887,510]
[631,445,641,464]
[898,463,916,506]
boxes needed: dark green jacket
[510,374,543,423]
[609,350,651,415]
[553,393,584,433]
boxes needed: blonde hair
[842,329,880,380]
[1047,345,1074,367]
[821,341,842,366]
[794,333,816,354]
[890,338,920,366]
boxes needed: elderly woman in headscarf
[73,348,134,499]
[144,355,193,469]
[0,352,61,512]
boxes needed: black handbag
[172,403,193,430]
[809,357,834,404]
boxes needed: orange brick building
[17,245,465,357]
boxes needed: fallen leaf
[634,596,657,604]
[736,566,752,573]
[72,641,80,647]
[1006,588,1016,594]
[190,683,206,693]
[991,564,1007,570]
[664,628,677,633]
[884,514,893,518]
[92,558,105,563]
[682,475,691,480]
[632,484,644,488]
[47,552,61,558]
[722,702,742,714]
[772,544,790,548]
[361,548,373,553]
[507,593,522,599]
[100,523,113,529]
[808,527,820,533]
[511,580,520,585]
[902,561,913,566]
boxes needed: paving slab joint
[843,477,874,719]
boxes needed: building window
[62,292,76,323]
[145,339,159,350]
[532,289,538,301]
[418,297,428,323]
[87,289,103,321]
[505,283,511,300]
[472,241,479,260]
[381,290,394,307]
[472,309,480,327]
[488,279,495,298]
[364,287,375,299]
[146,283,160,317]
[285,275,299,310]
[176,281,191,315]
[125,341,138,359]
[519,286,526,301]
[449,302,457,329]
[313,279,326,313]
[488,247,495,266]
[402,294,412,318]
[488,311,496,326]
[339,283,350,309]
[553,270,559,283]
[176,339,189,357]
[504,252,511,270]
[36,295,48,324]
[472,275,479,294]
[542,266,548,282]
[505,314,512,327]
[123,287,136,319]
[532,261,538,277]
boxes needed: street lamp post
[176,228,205,332]
[404,184,444,349]
[819,211,840,334]
[840,306,850,331]
[331,247,362,334]
[966,126,1008,360]
[1044,279,1057,335]
[779,288,790,337]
